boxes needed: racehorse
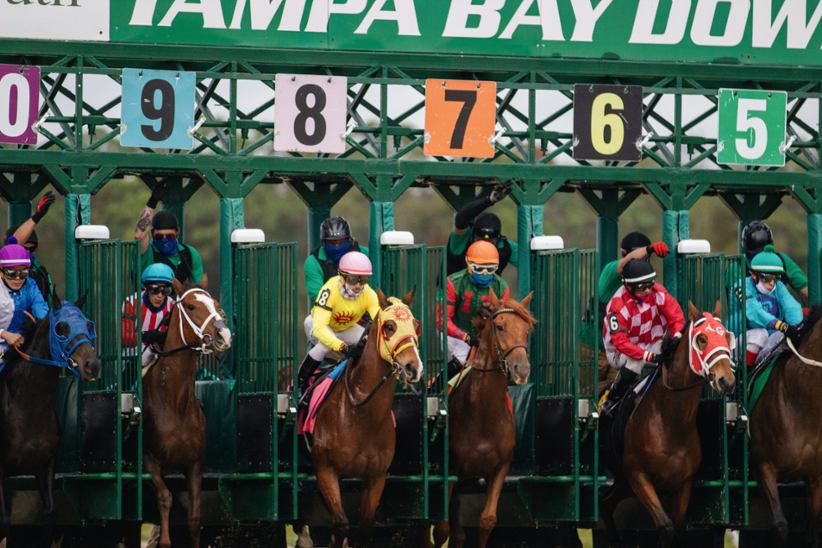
[433,289,535,548]
[309,288,422,547]
[143,279,231,548]
[0,296,101,546]
[749,306,822,546]
[600,301,737,547]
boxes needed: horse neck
[652,335,703,423]
[6,318,60,402]
[465,331,509,403]
[346,323,396,413]
[780,317,822,402]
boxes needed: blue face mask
[470,272,494,287]
[324,240,351,263]
[155,237,179,256]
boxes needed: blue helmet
[141,263,174,285]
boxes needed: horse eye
[495,324,504,332]
[386,323,395,332]
[56,322,69,336]
[187,304,195,311]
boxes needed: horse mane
[797,304,822,346]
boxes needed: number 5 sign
[121,68,196,149]
[718,89,787,167]
[0,64,40,145]
[424,79,496,158]
[274,74,347,154]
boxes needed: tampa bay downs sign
[2,0,822,66]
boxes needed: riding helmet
[320,217,352,243]
[622,259,656,285]
[466,240,500,265]
[620,231,651,255]
[0,241,31,268]
[152,210,179,231]
[750,245,784,274]
[742,221,774,254]
[338,251,372,276]
[142,263,175,285]
[473,213,501,241]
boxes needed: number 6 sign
[274,74,347,154]
[121,68,196,149]
[0,64,40,145]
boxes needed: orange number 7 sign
[424,79,496,158]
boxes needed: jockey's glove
[146,181,167,209]
[142,329,165,345]
[643,351,665,365]
[489,180,513,204]
[646,241,670,258]
[32,191,55,223]
[660,332,682,359]
[463,333,479,347]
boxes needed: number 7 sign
[425,79,496,158]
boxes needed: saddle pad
[747,355,780,413]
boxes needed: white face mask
[756,280,775,295]
[339,277,363,300]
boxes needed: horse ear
[488,287,499,308]
[172,277,184,296]
[688,300,700,322]
[402,286,416,307]
[520,291,534,308]
[75,289,88,309]
[712,299,722,318]
[51,287,62,310]
[377,288,390,309]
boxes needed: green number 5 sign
[717,89,787,167]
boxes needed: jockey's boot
[297,355,322,407]
[600,368,638,416]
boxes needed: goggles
[756,273,779,282]
[145,283,173,296]
[2,268,30,280]
[629,281,655,292]
[468,262,498,275]
[153,233,177,241]
[475,228,500,241]
[341,273,370,286]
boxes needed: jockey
[0,241,49,356]
[601,259,685,415]
[303,216,369,303]
[744,245,804,367]
[597,231,670,308]
[122,263,175,367]
[445,240,510,367]
[742,221,808,300]
[6,190,56,303]
[297,251,380,400]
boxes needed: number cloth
[445,269,510,340]
[304,242,368,303]
[603,284,685,362]
[310,275,380,353]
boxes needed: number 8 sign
[0,64,40,145]
[274,74,347,154]
[121,68,196,149]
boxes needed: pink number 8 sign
[0,64,40,145]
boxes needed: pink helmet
[0,243,30,268]
[338,251,372,276]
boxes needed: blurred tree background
[2,179,808,316]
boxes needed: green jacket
[446,270,510,338]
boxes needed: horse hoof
[775,520,789,542]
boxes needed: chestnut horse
[0,299,100,546]
[433,289,535,548]
[310,288,423,548]
[143,279,231,548]
[600,302,737,546]
[750,306,822,546]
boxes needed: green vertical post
[808,213,821,305]
[220,197,245,329]
[369,201,394,285]
[65,193,91,301]
[7,202,31,228]
[516,204,543,298]
[597,215,619,271]
[663,209,689,298]
[308,206,331,252]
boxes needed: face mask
[155,237,179,256]
[756,280,775,295]
[324,241,351,263]
[470,272,494,287]
[339,277,363,300]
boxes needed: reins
[14,309,92,378]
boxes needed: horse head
[686,300,736,395]
[375,287,423,386]
[52,298,101,382]
[172,278,232,357]
[483,288,536,385]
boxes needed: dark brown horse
[601,302,736,546]
[0,299,100,545]
[433,289,535,548]
[310,289,422,547]
[143,279,231,548]
[750,306,822,545]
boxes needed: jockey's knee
[308,344,329,362]
[624,359,644,375]
[303,315,314,340]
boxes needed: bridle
[663,314,735,392]
[154,288,224,356]
[470,307,529,376]
[14,306,95,378]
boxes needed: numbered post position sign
[0,64,40,145]
[274,74,347,154]
[573,84,643,161]
[121,68,196,149]
[717,89,787,167]
[424,79,496,158]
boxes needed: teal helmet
[141,263,174,285]
[750,245,785,274]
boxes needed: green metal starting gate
[677,252,750,528]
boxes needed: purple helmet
[0,243,30,268]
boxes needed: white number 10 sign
[274,74,348,154]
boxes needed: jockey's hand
[142,329,164,345]
[32,191,55,223]
[773,320,790,334]
[489,180,513,204]
[644,351,664,365]
[646,241,670,258]
[478,301,493,320]
[2,331,24,349]
[661,332,682,360]
[785,324,801,340]
[463,333,479,347]
[146,180,167,209]
[338,343,350,356]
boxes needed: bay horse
[600,301,737,546]
[0,297,101,545]
[143,279,231,548]
[749,306,822,546]
[433,289,535,548]
[310,288,422,547]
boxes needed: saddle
[297,357,348,436]
[747,341,789,412]
[600,367,660,468]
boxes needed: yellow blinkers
[377,297,419,364]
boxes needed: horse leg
[758,462,788,543]
[432,482,454,548]
[447,482,466,548]
[626,471,674,541]
[356,474,387,547]
[806,476,822,548]
[316,467,348,548]
[478,463,509,548]
[669,478,693,546]
[601,478,631,547]
[0,472,8,543]
[36,460,56,547]
[145,455,173,548]
[185,461,203,548]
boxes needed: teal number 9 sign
[717,88,787,167]
[121,68,196,149]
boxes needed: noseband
[154,288,224,356]
[471,307,529,376]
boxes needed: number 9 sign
[0,64,40,145]
[121,68,196,149]
[573,84,643,161]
